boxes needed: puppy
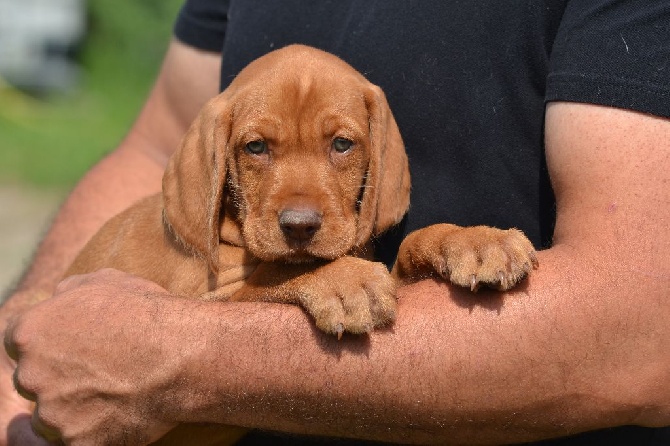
[64,45,537,445]
[66,45,410,338]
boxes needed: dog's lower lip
[285,244,314,260]
[283,250,318,264]
[286,239,311,250]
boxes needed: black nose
[279,209,322,243]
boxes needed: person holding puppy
[2,1,669,445]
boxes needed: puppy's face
[227,67,372,262]
[163,45,410,271]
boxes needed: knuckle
[56,268,116,294]
[54,274,82,294]
[32,405,62,443]
[5,317,30,360]
[13,367,37,401]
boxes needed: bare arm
[6,102,669,445]
[170,102,670,443]
[171,98,670,444]
[0,38,221,445]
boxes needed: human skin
[0,39,221,445]
[3,39,670,444]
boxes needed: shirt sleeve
[173,0,230,52]
[546,0,670,118]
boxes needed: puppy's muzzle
[279,208,323,246]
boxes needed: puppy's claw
[335,323,344,340]
[498,270,506,289]
[470,274,479,292]
[530,251,539,269]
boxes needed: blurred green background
[0,0,183,188]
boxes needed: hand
[4,269,185,445]
[0,347,50,446]
[1,288,51,446]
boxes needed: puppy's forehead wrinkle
[234,65,367,113]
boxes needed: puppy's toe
[309,293,353,338]
[341,290,375,333]
[363,266,398,327]
[310,289,384,338]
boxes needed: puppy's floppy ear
[162,95,232,273]
[356,85,411,246]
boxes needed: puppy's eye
[332,137,354,153]
[245,140,268,155]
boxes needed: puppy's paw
[395,224,538,291]
[440,226,538,291]
[300,257,397,338]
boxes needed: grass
[0,0,183,188]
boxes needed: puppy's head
[163,45,410,270]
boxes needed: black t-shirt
[174,1,670,444]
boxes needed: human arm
[6,101,669,445]
[0,38,221,445]
[140,93,670,446]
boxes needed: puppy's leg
[393,224,538,291]
[225,257,397,338]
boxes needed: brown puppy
[67,45,409,338]
[64,45,537,444]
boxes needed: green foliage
[0,0,183,187]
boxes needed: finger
[7,413,53,446]
[12,368,37,402]
[53,274,87,295]
[31,407,62,444]
[54,268,119,294]
[56,269,170,296]
[4,316,22,362]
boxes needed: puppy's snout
[279,209,323,243]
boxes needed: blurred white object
[0,0,86,92]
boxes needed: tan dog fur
[64,45,537,445]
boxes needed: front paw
[394,224,538,291]
[300,257,397,338]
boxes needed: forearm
[1,144,163,315]
[161,102,669,444]
[166,243,668,444]
[1,38,220,320]
[0,39,223,445]
[0,140,165,446]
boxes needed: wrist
[132,297,230,426]
[156,300,240,425]
[157,300,314,427]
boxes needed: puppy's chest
[204,243,261,300]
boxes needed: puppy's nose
[279,209,322,243]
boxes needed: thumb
[7,413,54,446]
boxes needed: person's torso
[208,2,668,444]
[219,0,561,267]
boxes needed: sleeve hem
[546,72,670,119]
[173,5,226,53]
